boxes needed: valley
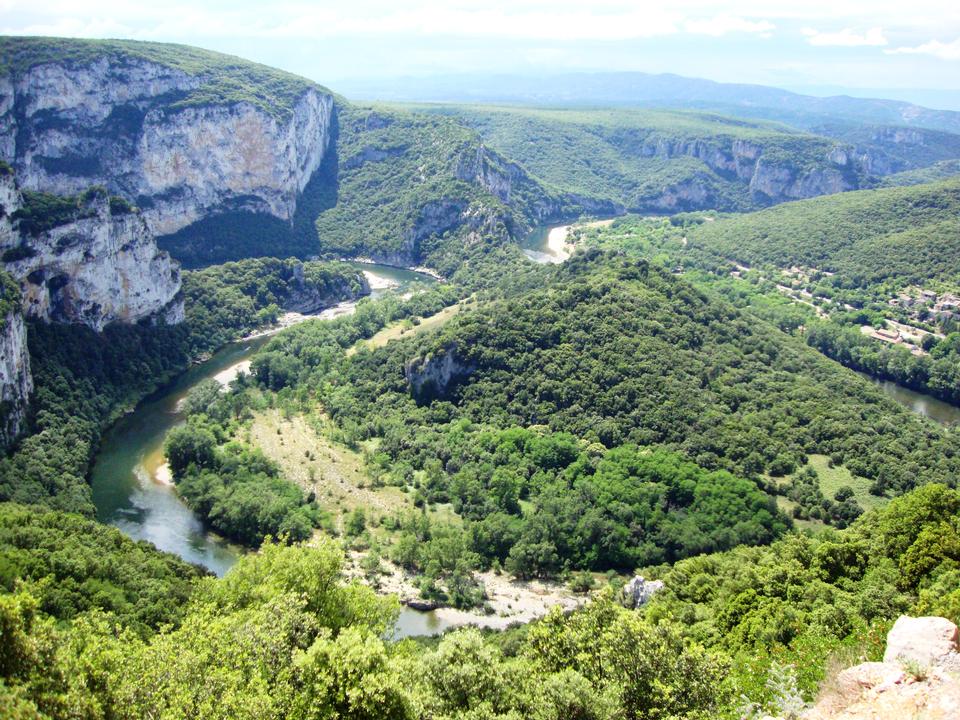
[1,32,960,720]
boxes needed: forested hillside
[4,33,960,720]
[688,177,960,286]
[314,253,958,493]
[3,482,960,719]
[410,105,871,212]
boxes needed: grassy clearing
[245,409,462,538]
[347,300,471,356]
[246,410,407,534]
[776,495,827,533]
[807,454,887,513]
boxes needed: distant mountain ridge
[338,72,960,135]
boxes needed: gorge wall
[0,40,334,236]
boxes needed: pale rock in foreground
[805,615,960,720]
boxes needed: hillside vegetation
[409,104,865,212]
[689,177,960,287]
[3,482,960,719]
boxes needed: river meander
[90,263,434,577]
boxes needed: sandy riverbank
[346,553,587,631]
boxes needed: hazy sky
[2,1,960,94]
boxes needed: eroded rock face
[1,55,333,236]
[0,308,31,448]
[406,344,476,401]
[806,616,960,720]
[1,174,183,331]
[632,133,861,208]
[623,575,664,609]
[883,616,960,668]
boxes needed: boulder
[623,576,664,609]
[883,616,959,668]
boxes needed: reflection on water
[90,264,436,577]
[861,374,960,426]
[392,607,455,639]
[521,225,569,264]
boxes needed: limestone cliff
[406,344,476,402]
[1,173,183,331]
[0,290,31,448]
[635,134,859,207]
[0,38,333,236]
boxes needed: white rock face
[1,174,183,331]
[623,575,664,608]
[883,616,960,668]
[1,55,333,235]
[0,308,32,447]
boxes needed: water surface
[859,373,960,426]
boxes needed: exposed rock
[1,52,333,236]
[883,615,960,668]
[806,616,960,720]
[405,343,476,401]
[1,173,183,331]
[0,307,31,448]
[835,662,907,694]
[750,160,852,202]
[633,133,861,206]
[623,575,664,609]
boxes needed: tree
[164,425,217,479]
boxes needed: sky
[2,1,960,103]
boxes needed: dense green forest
[182,257,367,355]
[5,34,960,720]
[3,482,960,719]
[687,177,960,288]
[309,253,959,495]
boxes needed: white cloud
[887,37,960,60]
[801,26,888,46]
[684,15,775,37]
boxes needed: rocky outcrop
[0,306,31,448]
[623,575,664,609]
[282,262,370,313]
[406,343,476,401]
[749,161,852,203]
[883,616,960,668]
[1,174,183,330]
[1,50,333,236]
[456,143,625,233]
[805,616,960,720]
[626,132,861,207]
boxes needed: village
[729,263,958,355]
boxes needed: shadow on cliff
[156,111,340,269]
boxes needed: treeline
[0,321,192,515]
[0,502,203,636]
[163,283,465,546]
[0,258,371,517]
[378,426,787,577]
[4,482,960,719]
[164,379,323,545]
[688,178,960,288]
